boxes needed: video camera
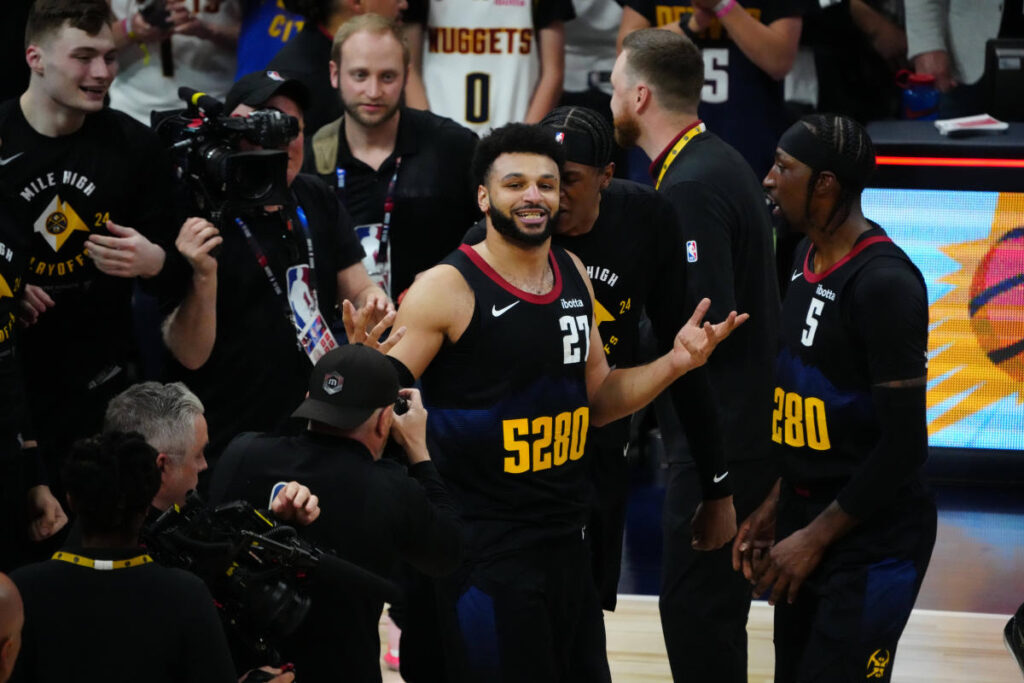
[153,88,298,220]
[143,491,398,663]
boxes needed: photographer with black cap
[208,343,462,683]
[161,70,393,468]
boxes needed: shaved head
[0,574,23,683]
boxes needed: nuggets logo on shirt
[16,171,103,280]
[33,194,90,252]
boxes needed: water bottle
[896,69,940,121]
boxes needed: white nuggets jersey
[422,0,538,134]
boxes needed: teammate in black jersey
[737,114,936,682]
[386,123,745,682]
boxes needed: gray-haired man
[104,382,319,523]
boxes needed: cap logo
[323,371,344,395]
[266,70,285,82]
[554,131,565,144]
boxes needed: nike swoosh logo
[0,153,23,166]
[712,471,729,483]
[791,271,802,281]
[491,301,520,317]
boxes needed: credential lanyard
[236,205,319,323]
[377,156,401,265]
[52,550,153,570]
[335,156,402,265]
[655,122,706,190]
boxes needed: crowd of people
[1,0,1021,681]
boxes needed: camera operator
[103,381,321,525]
[9,432,240,683]
[161,70,392,463]
[208,344,463,683]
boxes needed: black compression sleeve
[837,255,929,519]
[836,383,927,519]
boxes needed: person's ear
[25,44,44,76]
[374,406,392,439]
[477,184,490,213]
[813,171,838,196]
[155,452,171,474]
[599,163,615,190]
[635,84,651,114]
[329,60,340,90]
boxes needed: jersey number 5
[701,48,729,104]
[560,315,591,365]
[801,297,825,347]
[465,72,490,124]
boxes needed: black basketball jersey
[773,227,926,491]
[421,244,593,559]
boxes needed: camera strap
[51,551,153,571]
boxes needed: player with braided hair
[793,114,877,233]
[740,114,936,682]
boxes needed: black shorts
[435,532,611,683]
[773,486,937,683]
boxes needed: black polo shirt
[305,107,479,297]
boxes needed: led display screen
[862,189,1024,451]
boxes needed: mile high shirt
[421,244,593,559]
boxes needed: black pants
[659,457,779,683]
[773,488,937,682]
[436,534,612,683]
[588,437,631,611]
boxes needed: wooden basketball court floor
[377,485,1024,681]
[379,598,1020,681]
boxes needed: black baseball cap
[291,344,400,431]
[225,69,311,114]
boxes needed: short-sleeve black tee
[162,174,364,457]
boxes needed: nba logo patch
[686,240,698,263]
[554,131,565,144]
[266,70,284,81]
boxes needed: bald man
[0,573,23,683]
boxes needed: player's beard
[613,111,641,149]
[342,97,401,129]
[489,204,556,248]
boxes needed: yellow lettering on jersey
[655,5,762,41]
[503,407,588,474]
[0,273,13,299]
[771,387,831,450]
